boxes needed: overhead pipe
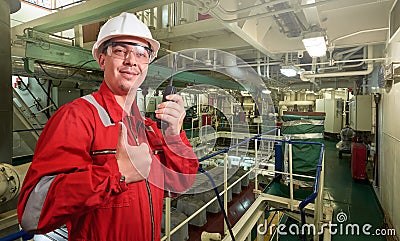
[303,45,374,79]
[304,61,373,78]
[319,47,365,73]
[332,27,389,43]
[295,57,386,68]
[256,52,263,77]
[212,0,330,23]
[342,46,364,60]
[278,100,314,106]
[300,57,318,85]
[290,79,355,90]
[216,0,288,15]
[333,46,364,60]
[342,46,367,69]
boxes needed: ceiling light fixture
[262,89,271,94]
[280,65,300,77]
[302,32,327,57]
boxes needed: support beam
[0,0,12,165]
[11,0,177,37]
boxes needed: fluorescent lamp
[262,89,271,94]
[302,35,327,57]
[280,65,299,77]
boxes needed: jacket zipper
[125,112,154,240]
[145,179,155,241]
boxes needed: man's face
[98,36,151,96]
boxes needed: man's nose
[123,51,137,66]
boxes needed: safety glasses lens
[107,42,152,63]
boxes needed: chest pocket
[145,125,164,157]
[82,94,117,164]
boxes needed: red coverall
[17,82,199,241]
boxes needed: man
[17,12,199,241]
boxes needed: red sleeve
[17,102,127,234]
[158,126,199,193]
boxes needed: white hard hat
[92,12,160,63]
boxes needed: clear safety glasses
[107,42,153,64]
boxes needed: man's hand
[155,94,186,136]
[116,122,152,183]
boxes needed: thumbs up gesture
[116,122,152,183]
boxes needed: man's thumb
[118,122,128,147]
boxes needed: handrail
[196,128,278,241]
[258,138,324,241]
[160,168,253,241]
[13,128,44,133]
[198,128,278,162]
[298,142,324,241]
[5,128,323,241]
[16,75,49,119]
[257,138,324,206]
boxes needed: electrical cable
[198,167,236,241]
[34,76,59,110]
[36,59,96,80]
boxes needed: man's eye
[114,49,125,53]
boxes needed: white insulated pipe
[201,232,222,241]
[303,45,374,79]
[278,100,314,106]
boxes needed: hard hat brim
[92,34,160,63]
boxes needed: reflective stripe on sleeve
[21,175,56,232]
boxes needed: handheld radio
[157,53,179,129]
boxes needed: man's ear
[98,54,106,70]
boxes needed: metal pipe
[168,3,173,32]
[256,53,262,77]
[333,46,364,60]
[223,153,228,235]
[165,197,171,241]
[288,143,294,211]
[343,46,364,60]
[342,46,367,69]
[259,169,315,179]
[213,0,329,23]
[278,100,314,106]
[332,27,389,43]
[295,57,386,67]
[255,138,258,193]
[216,0,289,15]
[304,61,373,78]
[157,6,163,29]
[303,45,374,78]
